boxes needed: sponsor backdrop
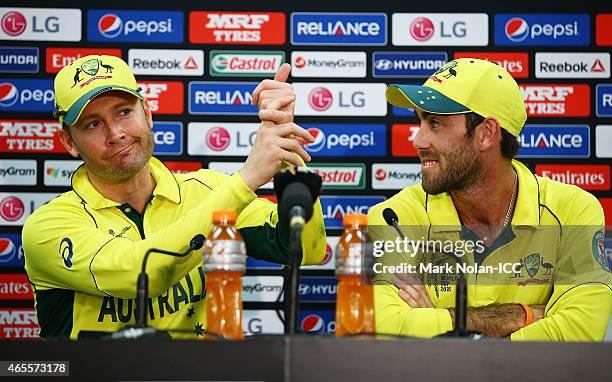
[1,0,611,339]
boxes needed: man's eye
[86,121,100,129]
[431,120,441,127]
[120,109,132,116]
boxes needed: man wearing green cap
[369,58,611,340]
[22,55,326,339]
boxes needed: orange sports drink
[335,213,375,336]
[204,210,246,340]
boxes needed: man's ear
[142,98,153,129]
[476,117,502,153]
[58,127,80,158]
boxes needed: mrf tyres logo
[88,10,183,43]
[517,125,589,158]
[495,14,589,46]
[291,13,387,45]
[210,51,284,77]
[0,120,65,153]
[190,12,285,44]
[520,84,590,117]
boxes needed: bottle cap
[213,210,237,224]
[342,213,367,228]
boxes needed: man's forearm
[448,304,545,337]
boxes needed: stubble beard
[421,140,483,195]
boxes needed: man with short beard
[22,55,326,339]
[368,58,611,340]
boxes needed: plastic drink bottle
[335,213,375,336]
[204,210,246,340]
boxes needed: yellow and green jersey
[23,157,326,339]
[368,159,612,341]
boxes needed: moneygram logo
[205,127,231,151]
[291,51,366,78]
[410,17,435,41]
[535,164,610,191]
[375,168,387,181]
[0,160,36,186]
[302,124,385,157]
[88,10,183,43]
[209,51,284,76]
[1,11,26,36]
[495,14,589,46]
[372,164,422,190]
[520,84,590,117]
[308,87,333,111]
[291,13,387,45]
[190,12,285,45]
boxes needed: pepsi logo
[410,17,435,42]
[0,239,17,263]
[374,168,387,181]
[305,128,325,152]
[0,196,24,222]
[301,314,325,332]
[0,83,18,107]
[98,13,123,38]
[505,17,529,42]
[294,56,306,69]
[1,11,27,36]
[308,87,333,111]
[205,126,231,151]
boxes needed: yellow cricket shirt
[368,160,612,341]
[23,157,326,339]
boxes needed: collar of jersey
[71,157,181,210]
[428,159,540,233]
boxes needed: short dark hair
[464,112,519,159]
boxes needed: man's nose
[106,122,126,144]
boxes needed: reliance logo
[291,13,387,45]
[517,125,589,158]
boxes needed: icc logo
[304,128,325,152]
[98,13,123,38]
[205,126,231,151]
[505,18,529,42]
[1,11,27,36]
[0,83,18,108]
[308,87,333,112]
[410,17,435,41]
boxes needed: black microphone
[383,208,405,239]
[273,167,322,336]
[381,207,477,338]
[274,166,322,230]
[135,234,205,328]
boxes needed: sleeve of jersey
[23,173,256,299]
[368,202,453,338]
[237,194,326,266]
[511,192,612,341]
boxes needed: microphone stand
[110,234,205,340]
[286,207,305,336]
